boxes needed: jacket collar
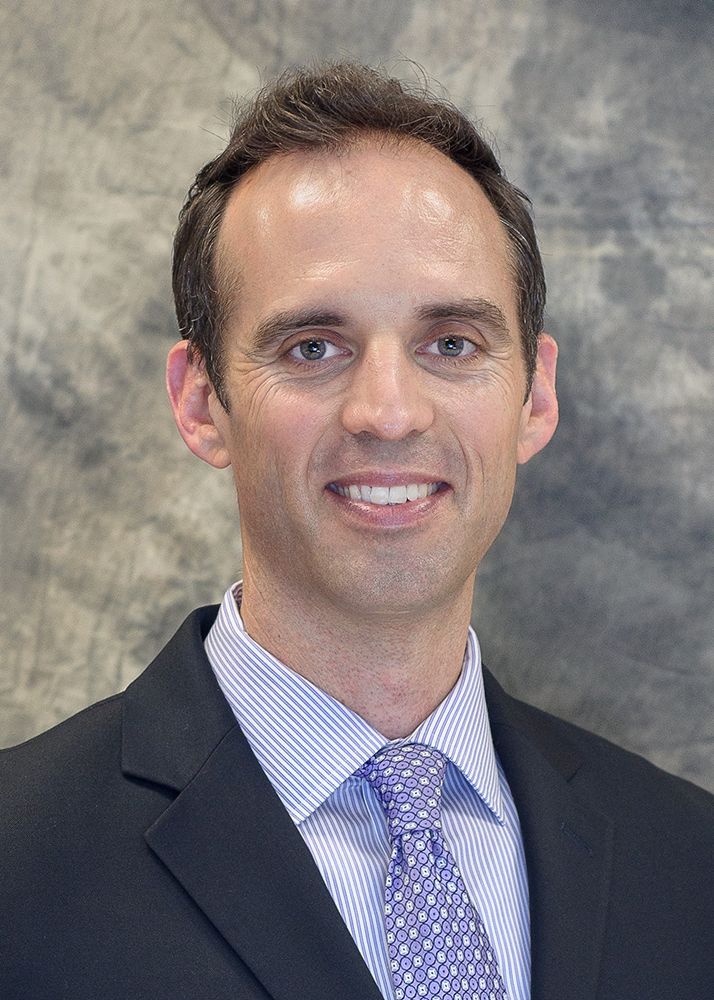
[121,605,235,790]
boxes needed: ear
[517,333,559,464]
[166,341,231,469]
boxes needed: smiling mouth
[327,482,442,505]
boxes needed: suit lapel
[123,607,382,1000]
[484,670,614,1000]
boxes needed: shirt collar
[409,628,504,822]
[205,583,504,826]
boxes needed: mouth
[327,482,443,505]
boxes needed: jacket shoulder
[0,693,125,807]
[484,667,714,822]
[0,605,224,834]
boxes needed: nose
[340,340,434,441]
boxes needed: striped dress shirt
[204,583,530,1000]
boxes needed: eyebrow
[247,297,513,357]
[248,308,348,357]
[416,299,512,346]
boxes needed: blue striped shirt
[204,583,530,999]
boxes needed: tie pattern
[359,744,508,1000]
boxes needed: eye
[422,335,478,358]
[289,338,344,361]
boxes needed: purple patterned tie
[359,744,509,1000]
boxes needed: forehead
[216,139,518,330]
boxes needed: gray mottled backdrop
[2,0,713,787]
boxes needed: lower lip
[324,484,450,528]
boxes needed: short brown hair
[172,61,546,409]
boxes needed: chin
[322,553,477,620]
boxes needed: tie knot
[359,744,446,838]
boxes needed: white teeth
[332,482,441,504]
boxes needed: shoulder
[0,690,153,912]
[484,666,714,825]
[0,604,224,843]
[0,692,126,812]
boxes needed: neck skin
[238,565,477,740]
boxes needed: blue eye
[423,336,477,357]
[289,339,343,361]
[439,336,464,356]
[300,339,326,360]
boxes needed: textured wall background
[2,0,713,788]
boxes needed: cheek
[232,380,330,492]
[449,387,524,469]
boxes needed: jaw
[239,486,498,630]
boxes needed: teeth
[331,483,440,504]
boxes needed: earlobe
[166,341,232,469]
[517,334,559,464]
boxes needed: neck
[238,567,476,739]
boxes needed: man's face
[204,140,555,620]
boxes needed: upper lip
[327,473,448,488]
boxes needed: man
[2,62,714,1000]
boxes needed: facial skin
[168,139,558,734]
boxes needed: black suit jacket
[2,606,714,999]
